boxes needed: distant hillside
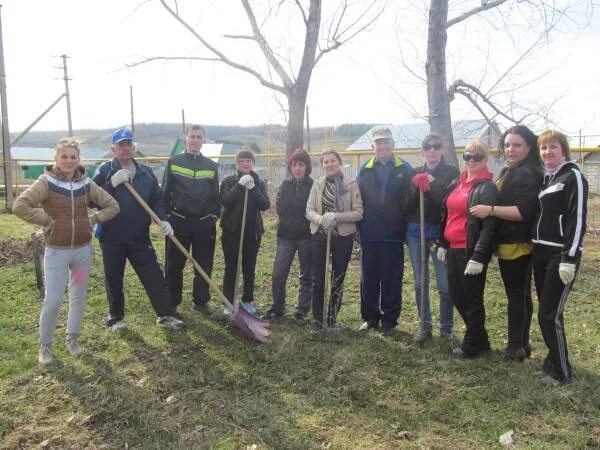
[9,123,377,156]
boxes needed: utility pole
[305,105,311,152]
[181,109,186,136]
[0,5,14,211]
[61,54,73,136]
[130,85,135,135]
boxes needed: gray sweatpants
[40,244,93,346]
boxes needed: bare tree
[134,0,385,153]
[424,0,593,166]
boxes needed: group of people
[13,124,587,387]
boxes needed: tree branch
[447,0,509,28]
[125,56,219,69]
[315,0,386,66]
[449,79,520,123]
[223,34,256,40]
[294,0,308,25]
[240,0,295,88]
[157,0,288,95]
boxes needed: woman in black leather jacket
[470,125,543,361]
[438,140,498,357]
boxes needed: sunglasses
[422,143,442,151]
[462,152,485,162]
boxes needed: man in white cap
[93,128,184,331]
[356,127,414,335]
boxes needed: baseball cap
[371,127,393,142]
[111,128,134,144]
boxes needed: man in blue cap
[93,128,184,331]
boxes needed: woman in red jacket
[438,140,498,357]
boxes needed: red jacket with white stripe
[532,162,588,263]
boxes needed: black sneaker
[262,309,283,320]
[192,303,215,316]
[293,312,306,324]
[311,321,323,333]
[381,324,395,336]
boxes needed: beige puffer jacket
[306,174,363,236]
[13,165,119,248]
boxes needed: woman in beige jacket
[306,149,363,330]
[13,138,119,365]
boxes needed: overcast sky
[2,0,599,144]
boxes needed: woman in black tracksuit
[470,125,544,361]
[532,130,588,386]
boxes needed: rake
[124,182,270,343]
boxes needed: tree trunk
[426,0,458,168]
[286,90,307,154]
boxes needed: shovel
[123,182,270,343]
[419,188,426,330]
[233,188,249,310]
[323,228,332,329]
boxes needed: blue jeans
[406,233,453,333]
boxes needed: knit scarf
[326,171,348,212]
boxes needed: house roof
[345,120,497,151]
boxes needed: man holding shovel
[93,128,184,331]
[357,127,414,335]
[162,125,220,317]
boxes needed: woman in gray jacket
[306,149,363,330]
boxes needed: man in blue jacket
[93,128,184,331]
[357,127,413,334]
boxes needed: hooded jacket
[13,165,119,248]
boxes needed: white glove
[36,219,53,238]
[111,169,130,188]
[158,220,174,236]
[88,213,99,228]
[464,260,484,275]
[238,174,255,190]
[558,262,576,285]
[321,212,337,230]
[437,247,447,263]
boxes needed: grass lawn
[1,203,599,449]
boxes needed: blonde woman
[438,140,498,357]
[13,138,119,365]
[306,149,363,330]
